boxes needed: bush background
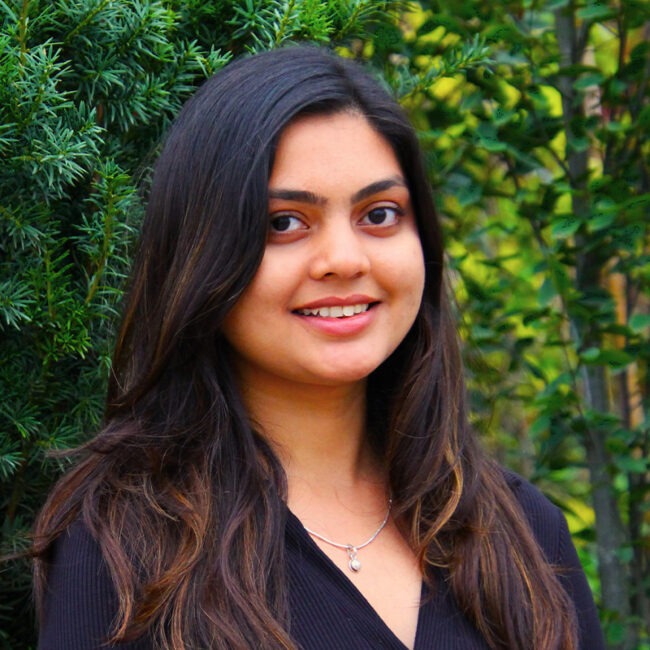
[1,1,648,649]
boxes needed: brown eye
[270,215,304,232]
[361,206,401,226]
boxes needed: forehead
[269,112,405,193]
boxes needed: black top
[38,474,605,649]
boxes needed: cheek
[406,267,425,322]
[409,243,426,292]
[222,252,295,335]
[389,237,426,306]
[241,254,294,310]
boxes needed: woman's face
[222,111,425,391]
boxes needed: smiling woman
[31,46,604,650]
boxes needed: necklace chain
[302,498,393,573]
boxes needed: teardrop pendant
[301,497,392,575]
[347,546,361,573]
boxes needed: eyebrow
[268,176,407,206]
[352,177,407,203]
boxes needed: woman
[33,45,604,649]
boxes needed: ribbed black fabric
[38,473,605,649]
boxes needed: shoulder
[502,467,556,516]
[501,469,606,650]
[501,468,567,564]
[39,520,150,650]
[42,519,113,609]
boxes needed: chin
[307,361,383,386]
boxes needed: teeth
[297,303,370,318]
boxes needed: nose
[308,219,371,280]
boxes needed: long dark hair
[33,45,577,649]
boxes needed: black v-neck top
[38,473,605,649]
[284,511,488,649]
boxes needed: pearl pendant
[347,546,361,572]
[302,498,392,577]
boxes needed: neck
[235,369,392,554]
[243,374,365,460]
[240,374,373,478]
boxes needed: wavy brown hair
[33,45,577,649]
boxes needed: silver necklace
[302,498,393,573]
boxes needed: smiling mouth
[294,303,372,318]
